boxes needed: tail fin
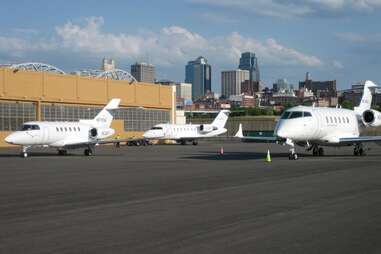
[81,99,120,128]
[354,80,377,114]
[211,110,229,129]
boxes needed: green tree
[341,100,354,109]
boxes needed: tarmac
[1,141,381,253]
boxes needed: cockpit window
[289,111,303,119]
[281,111,312,119]
[21,124,40,131]
[151,126,163,130]
[303,112,312,117]
[280,111,291,119]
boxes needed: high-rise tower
[185,56,211,100]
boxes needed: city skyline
[0,0,380,92]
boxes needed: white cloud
[53,17,323,68]
[0,36,57,58]
[188,0,381,18]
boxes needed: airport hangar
[0,63,176,147]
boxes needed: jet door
[41,126,50,144]
[302,111,316,139]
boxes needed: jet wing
[339,136,381,144]
[234,123,278,143]
[63,137,145,149]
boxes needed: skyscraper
[131,62,155,83]
[221,69,250,98]
[238,52,260,83]
[185,56,211,100]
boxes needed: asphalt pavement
[1,142,381,253]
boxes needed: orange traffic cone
[220,146,224,155]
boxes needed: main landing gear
[192,140,198,146]
[353,143,366,156]
[84,146,94,156]
[312,145,324,157]
[58,149,68,156]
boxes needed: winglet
[235,123,244,138]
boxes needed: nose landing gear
[288,152,298,160]
[20,146,30,158]
[286,139,298,160]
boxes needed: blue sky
[0,0,381,92]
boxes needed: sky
[0,0,381,92]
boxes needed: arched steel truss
[9,62,66,75]
[3,62,137,82]
[78,69,137,82]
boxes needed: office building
[185,56,211,100]
[238,52,260,83]
[241,80,259,95]
[273,79,293,92]
[131,62,155,83]
[299,72,337,98]
[221,69,250,98]
[176,83,192,101]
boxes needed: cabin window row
[55,126,81,132]
[174,127,196,132]
[325,116,350,124]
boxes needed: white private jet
[235,80,381,160]
[5,98,122,157]
[143,110,230,145]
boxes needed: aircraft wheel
[359,148,366,156]
[192,140,198,146]
[180,140,186,145]
[21,152,28,158]
[318,148,322,156]
[84,149,93,156]
[312,148,318,156]
[289,153,298,160]
[353,148,359,156]
[58,150,67,156]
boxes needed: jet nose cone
[143,131,152,139]
[275,127,286,139]
[5,134,15,144]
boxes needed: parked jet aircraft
[143,110,229,145]
[5,99,121,157]
[235,80,381,160]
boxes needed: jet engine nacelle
[199,124,217,134]
[89,128,98,139]
[96,128,115,139]
[362,109,381,127]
